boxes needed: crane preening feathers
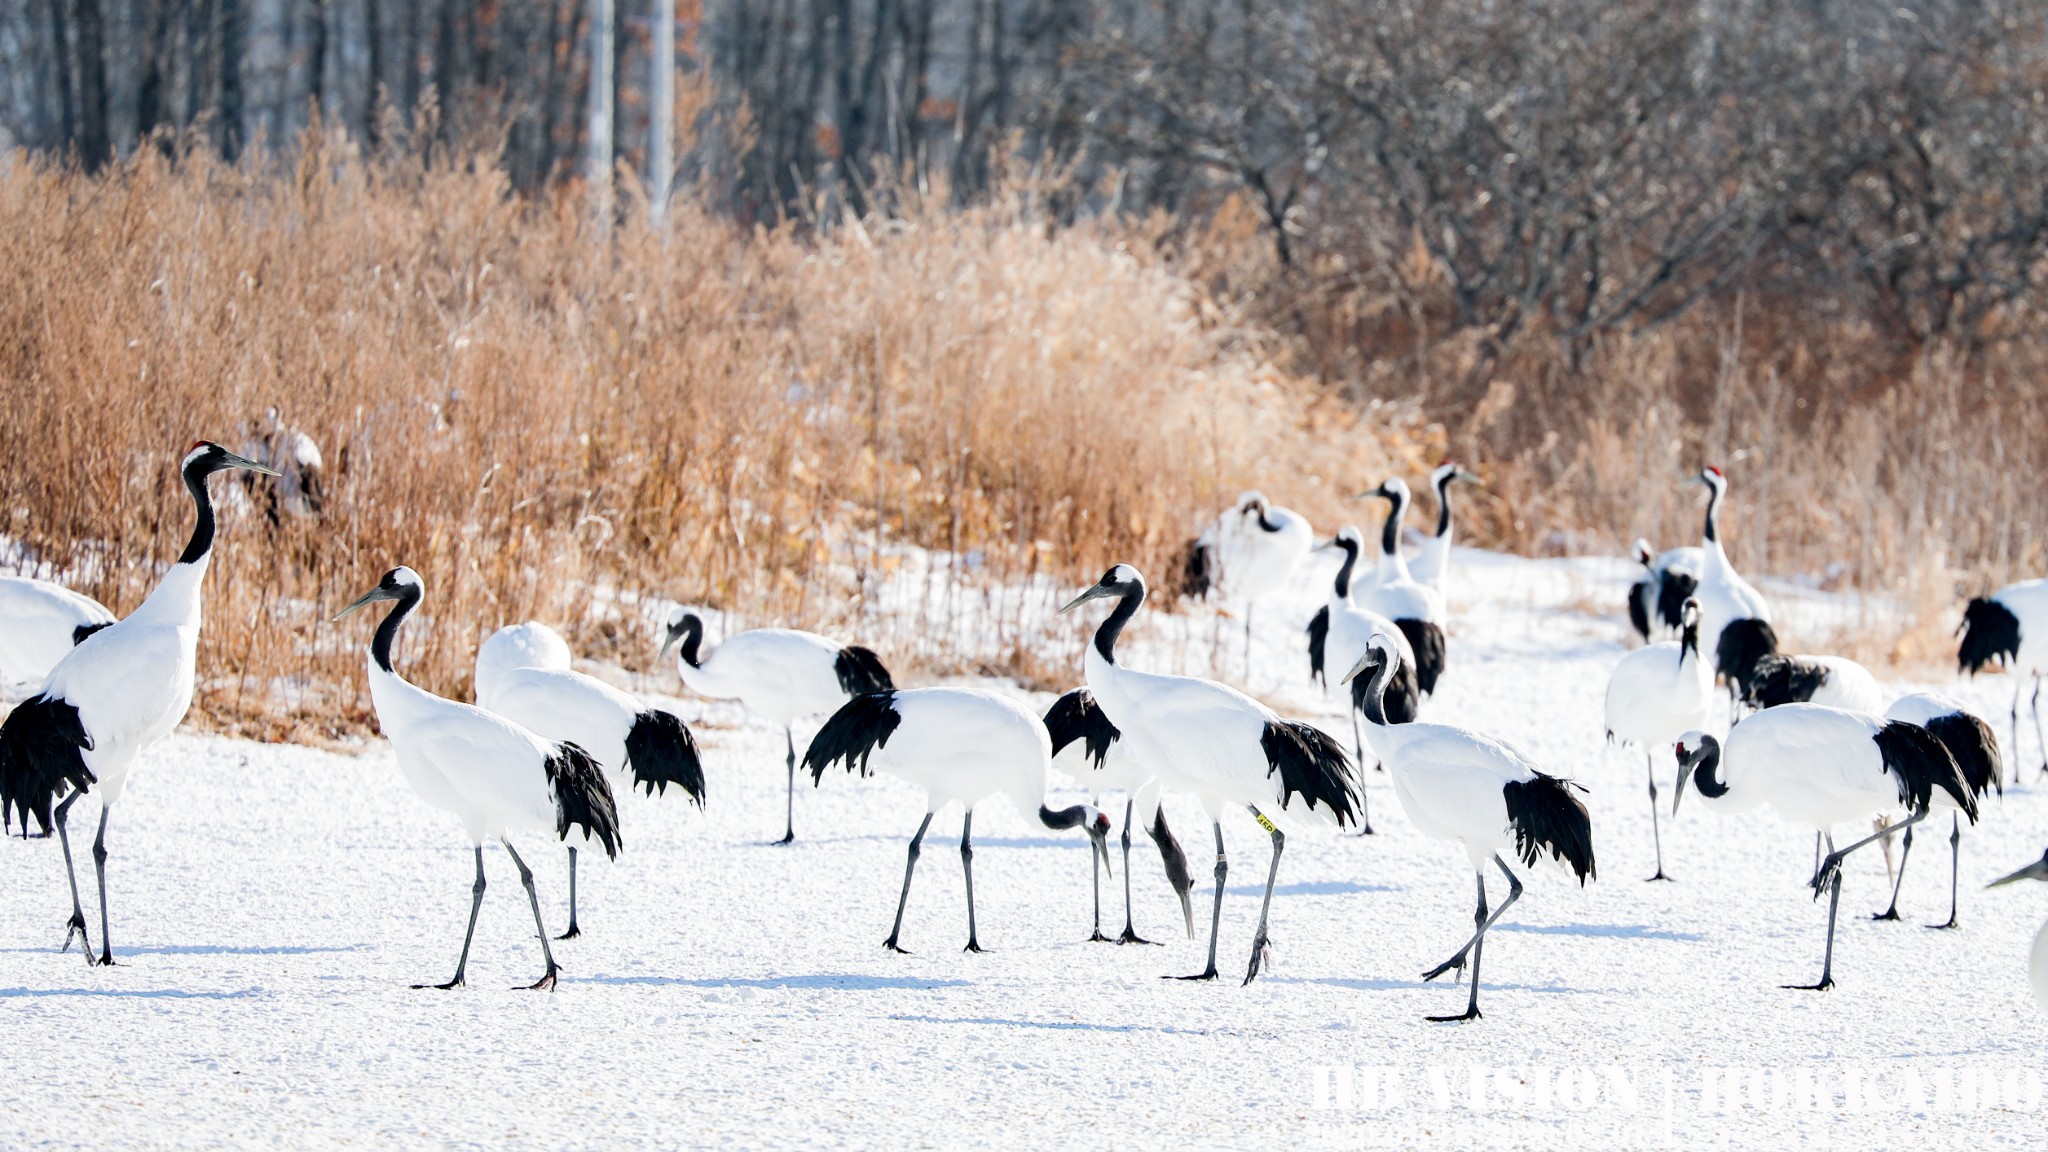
[0,441,276,967]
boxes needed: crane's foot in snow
[1117,927,1161,946]
[555,923,582,941]
[415,975,465,990]
[59,912,88,955]
[526,965,559,991]
[1869,908,1901,922]
[1645,870,1675,882]
[1087,930,1114,944]
[1782,977,1834,992]
[1928,915,1960,930]
[963,940,985,954]
[883,937,911,955]
[87,949,115,968]
[1168,967,1219,981]
[1427,1006,1482,1023]
[774,832,796,846]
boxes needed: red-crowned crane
[1604,598,1711,881]
[338,568,622,990]
[1063,565,1359,984]
[1357,479,1448,696]
[662,611,891,844]
[803,687,1111,953]
[1343,634,1595,1021]
[1627,540,1701,644]
[1870,693,2001,928]
[0,575,114,695]
[1673,705,1973,990]
[1690,467,1776,698]
[1407,463,1481,592]
[1306,525,1421,835]
[1957,578,2048,778]
[0,441,275,967]
[1174,491,1314,676]
[475,621,705,938]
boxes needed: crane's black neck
[1332,536,1360,599]
[371,584,422,674]
[1703,483,1721,545]
[1680,617,1700,662]
[1252,504,1282,533]
[673,615,705,668]
[1434,474,1454,537]
[1092,585,1144,665]
[1686,739,1729,798]
[1358,653,1394,726]
[1379,492,1406,557]
[177,458,218,566]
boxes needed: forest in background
[4,1,2048,728]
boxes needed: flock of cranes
[1,439,2046,1021]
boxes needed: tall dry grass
[0,132,1407,739]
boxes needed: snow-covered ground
[3,546,2044,1150]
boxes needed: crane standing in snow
[804,686,1112,953]
[1063,565,1359,984]
[1604,598,1711,881]
[0,442,276,966]
[1407,462,1481,592]
[339,568,622,990]
[1344,634,1595,1021]
[1673,707,1972,990]
[475,621,705,939]
[1357,479,1448,697]
[1175,492,1315,678]
[0,575,115,696]
[662,610,892,844]
[1956,578,2048,779]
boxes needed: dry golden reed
[0,131,1404,739]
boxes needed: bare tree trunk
[649,0,673,227]
[586,0,612,221]
[73,0,110,167]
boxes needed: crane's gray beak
[333,585,398,621]
[1339,649,1381,685]
[1987,854,2048,889]
[1312,536,1338,552]
[1671,752,1692,816]
[222,449,281,477]
[1456,468,1482,485]
[659,619,687,659]
[1059,585,1111,615]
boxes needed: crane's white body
[1792,656,1886,715]
[475,622,574,694]
[2031,919,2048,1011]
[1687,705,1901,826]
[370,653,562,845]
[1324,596,1414,699]
[676,627,854,723]
[1987,579,2048,673]
[1361,484,1447,628]
[0,576,116,692]
[1366,710,1547,871]
[474,622,646,794]
[1605,636,1712,750]
[1196,494,1314,603]
[36,565,204,806]
[855,688,1054,815]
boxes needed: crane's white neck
[128,555,208,628]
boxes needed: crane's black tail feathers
[1175,538,1213,600]
[1627,577,1654,642]
[1875,720,1978,823]
[1502,774,1596,884]
[1043,687,1120,770]
[1395,618,1446,696]
[1306,607,1331,686]
[1353,654,1421,724]
[804,691,902,782]
[1260,721,1359,828]
[625,709,707,804]
[1714,617,1780,692]
[1957,597,2020,676]
[1925,711,2003,799]
[1656,570,1699,632]
[833,646,895,695]
[546,741,622,859]
[1742,654,1829,709]
[0,695,95,837]
[70,621,114,646]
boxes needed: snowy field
[3,547,2045,1150]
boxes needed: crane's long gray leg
[883,813,933,954]
[2012,680,2026,787]
[1811,830,1823,887]
[1814,811,1928,896]
[1422,855,1525,982]
[52,790,90,961]
[779,725,798,845]
[1788,836,1844,993]
[417,846,486,990]
[500,838,560,990]
[1429,869,1491,1022]
[2033,677,2047,778]
[961,809,984,953]
[1646,752,1672,882]
[1172,819,1226,981]
[1115,798,1155,945]
[1353,712,1375,836]
[1930,816,1962,930]
[1872,824,1914,921]
[556,845,582,940]
[1242,806,1285,985]
[89,806,114,967]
